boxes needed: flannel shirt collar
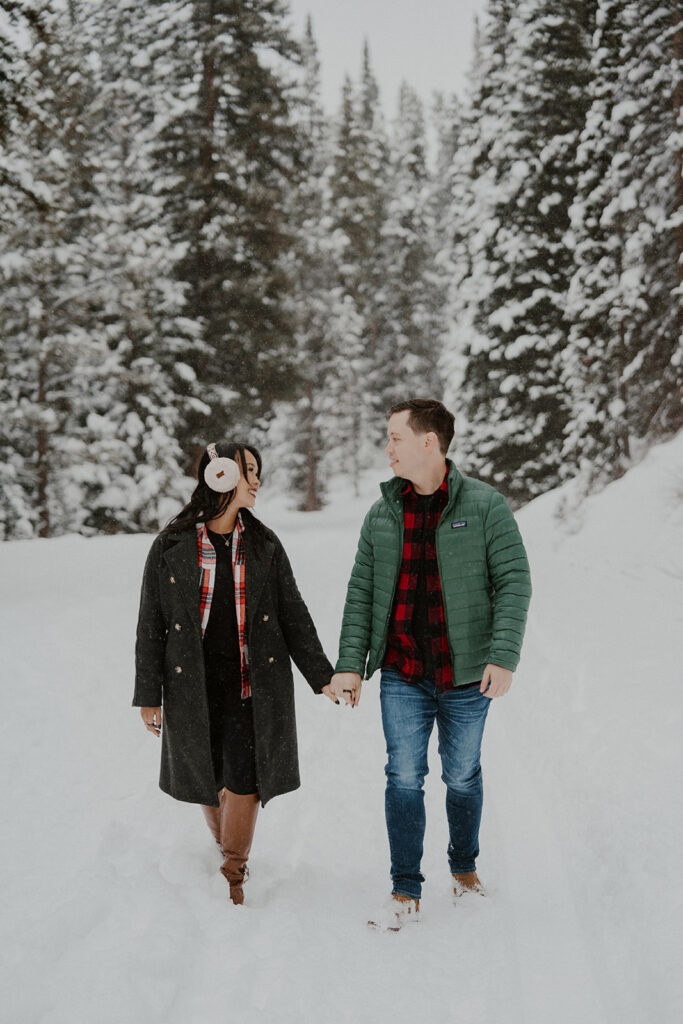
[399,472,449,499]
[381,459,462,506]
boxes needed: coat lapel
[161,523,275,633]
[163,532,202,625]
[244,528,275,631]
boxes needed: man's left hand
[480,664,513,698]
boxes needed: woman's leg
[200,789,225,847]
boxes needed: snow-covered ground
[2,435,682,1024]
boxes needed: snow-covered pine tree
[439,0,517,465]
[68,0,192,533]
[0,0,107,538]
[457,0,592,505]
[430,87,466,444]
[272,16,347,510]
[564,0,682,493]
[615,0,682,441]
[148,0,303,460]
[431,89,463,239]
[561,0,634,487]
[326,45,390,481]
[375,82,444,410]
[0,0,39,537]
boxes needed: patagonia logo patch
[451,520,467,529]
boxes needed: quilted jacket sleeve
[335,509,376,676]
[132,536,167,707]
[484,493,532,672]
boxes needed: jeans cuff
[449,862,476,874]
[392,886,422,900]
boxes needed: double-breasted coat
[133,511,333,807]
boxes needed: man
[330,398,531,930]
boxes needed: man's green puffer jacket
[335,461,532,685]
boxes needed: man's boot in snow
[368,894,421,931]
[218,789,260,905]
[452,871,486,897]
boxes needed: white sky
[284,0,487,118]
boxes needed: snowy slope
[1,435,682,1024]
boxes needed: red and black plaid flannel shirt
[384,474,456,692]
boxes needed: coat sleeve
[334,509,375,676]
[132,536,168,707]
[484,492,532,672]
[275,542,334,693]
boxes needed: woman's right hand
[140,707,162,736]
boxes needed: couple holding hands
[133,398,531,931]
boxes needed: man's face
[384,411,428,479]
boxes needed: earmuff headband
[204,443,241,493]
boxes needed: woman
[133,441,336,904]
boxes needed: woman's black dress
[203,528,258,795]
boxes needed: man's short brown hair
[388,398,455,455]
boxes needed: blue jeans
[380,667,491,900]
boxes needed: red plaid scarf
[384,475,454,692]
[197,516,251,699]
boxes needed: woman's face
[231,449,261,511]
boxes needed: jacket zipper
[435,514,455,685]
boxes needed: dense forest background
[1,0,681,538]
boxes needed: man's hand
[141,706,162,735]
[480,664,512,699]
[329,672,363,707]
[321,683,339,703]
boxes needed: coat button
[268,656,274,664]
[175,665,182,673]
[174,623,182,631]
[263,614,269,622]
[169,575,176,583]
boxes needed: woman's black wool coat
[133,512,333,807]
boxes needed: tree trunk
[301,382,323,511]
[37,312,50,538]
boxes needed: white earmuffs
[203,442,241,493]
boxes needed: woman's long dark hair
[162,441,263,534]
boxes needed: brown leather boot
[218,789,260,905]
[452,871,485,897]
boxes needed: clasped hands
[321,672,362,707]
[321,663,512,707]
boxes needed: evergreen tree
[564,0,682,492]
[439,1,516,463]
[615,0,682,440]
[459,0,592,504]
[273,15,337,509]
[561,0,634,486]
[72,0,192,533]
[149,0,303,458]
[0,1,41,537]
[0,1,105,537]
[376,82,443,410]
[326,46,390,484]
